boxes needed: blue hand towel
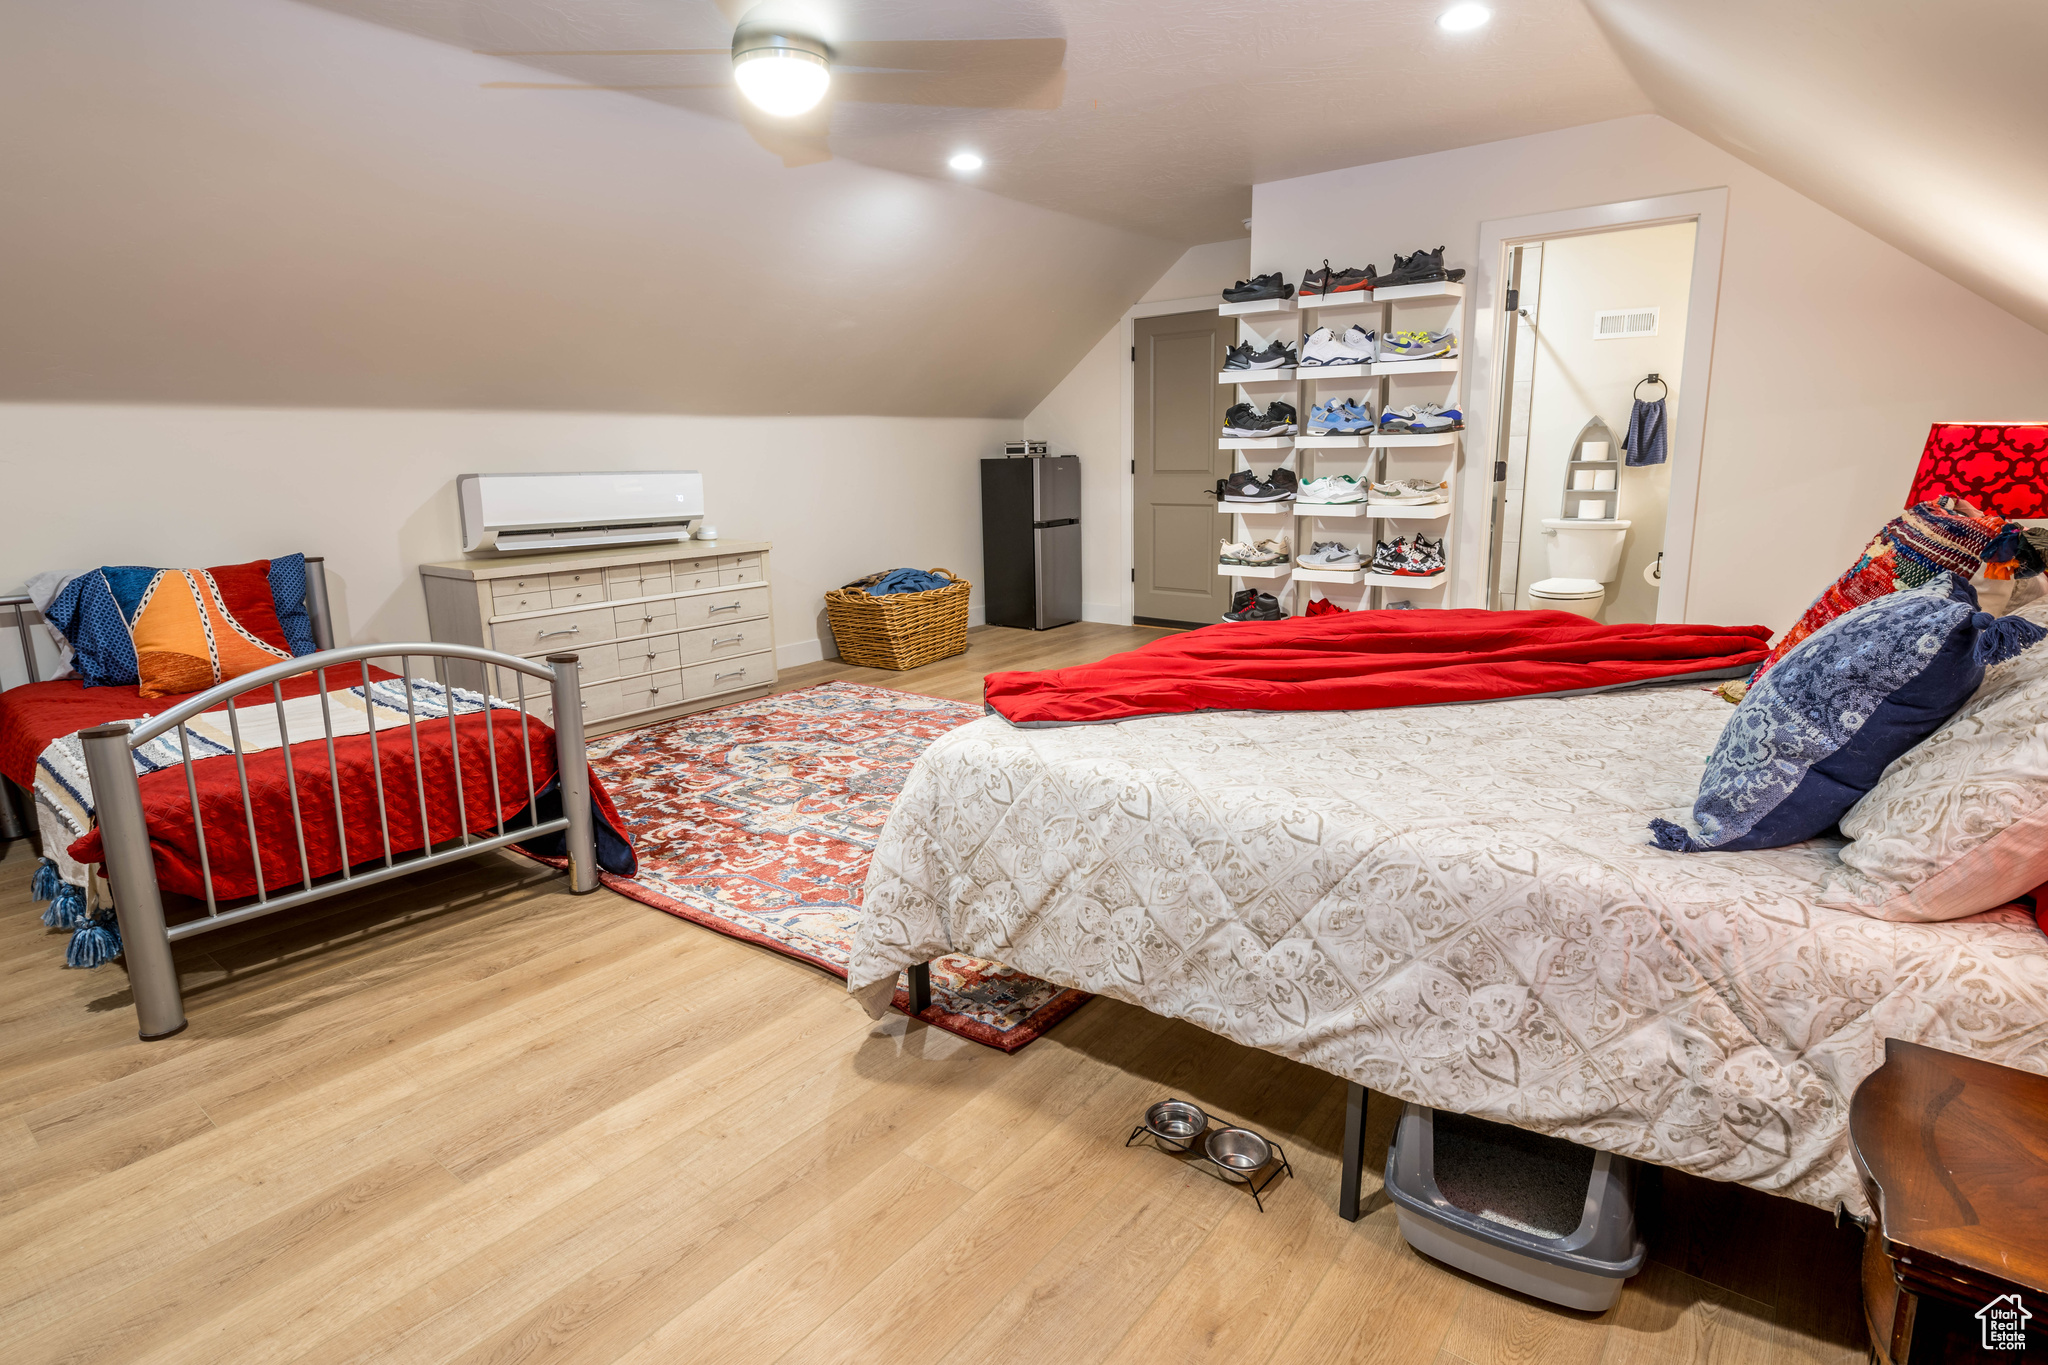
[867,568,952,596]
[1624,397,1667,467]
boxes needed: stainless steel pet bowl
[1144,1099,1209,1148]
[1205,1127,1273,1180]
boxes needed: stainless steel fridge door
[1033,521,1082,629]
[1033,455,1082,524]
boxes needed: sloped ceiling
[1584,0,2048,336]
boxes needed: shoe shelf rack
[1216,274,1465,613]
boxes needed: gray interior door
[1134,310,1235,626]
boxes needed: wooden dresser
[420,540,777,735]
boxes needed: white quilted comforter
[848,684,2048,1214]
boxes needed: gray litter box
[1383,1104,1646,1311]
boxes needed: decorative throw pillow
[267,552,318,655]
[1819,601,2048,920]
[1651,574,2046,853]
[45,559,297,695]
[1749,497,2037,685]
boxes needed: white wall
[1512,221,1695,622]
[1025,239,1251,623]
[1251,115,2048,634]
[0,405,1012,682]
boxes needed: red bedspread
[983,609,1773,726]
[2,674,630,901]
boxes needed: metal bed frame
[3,558,597,1041]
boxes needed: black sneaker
[1223,342,1254,371]
[1222,401,1257,430]
[1227,587,1257,616]
[1221,591,1286,623]
[1219,468,1296,502]
[1267,400,1298,430]
[1241,339,1296,370]
[1374,246,1467,288]
[1221,273,1295,303]
[1300,258,1376,297]
[1222,402,1297,438]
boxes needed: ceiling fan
[477,2,1068,169]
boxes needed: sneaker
[1297,540,1362,568]
[1299,325,1376,367]
[1221,401,1296,437]
[1227,587,1257,615]
[1241,339,1297,370]
[1371,538,1408,574]
[1378,329,1458,362]
[1218,539,1264,565]
[1404,403,1464,433]
[1219,468,1298,502]
[1222,273,1295,303]
[1299,259,1376,298]
[1392,536,1446,577]
[1297,474,1366,503]
[1369,479,1449,505]
[1223,342,1253,371]
[1304,596,1345,617]
[1372,246,1467,288]
[1306,400,1340,434]
[1221,591,1286,622]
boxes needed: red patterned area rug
[584,680,1091,1051]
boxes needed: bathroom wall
[1512,221,1695,620]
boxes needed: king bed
[847,681,2048,1218]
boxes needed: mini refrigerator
[981,455,1081,630]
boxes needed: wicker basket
[824,568,972,670]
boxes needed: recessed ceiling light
[731,31,832,117]
[1438,4,1491,32]
[949,152,984,172]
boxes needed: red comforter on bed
[984,609,1772,726]
[1,673,631,901]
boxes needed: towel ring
[1634,374,1668,401]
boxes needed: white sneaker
[1299,326,1376,367]
[1370,479,1449,505]
[1297,475,1366,503]
[1297,540,1362,568]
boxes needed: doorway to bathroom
[1486,220,1698,623]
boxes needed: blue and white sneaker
[1307,401,1343,434]
[1405,404,1463,433]
[1336,399,1375,431]
[1378,329,1458,362]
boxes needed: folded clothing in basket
[855,568,954,596]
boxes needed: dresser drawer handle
[715,669,746,684]
[712,633,744,647]
[539,625,580,638]
[709,603,742,614]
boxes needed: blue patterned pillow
[267,553,318,655]
[1652,574,2045,852]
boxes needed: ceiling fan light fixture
[731,31,832,117]
[1437,4,1491,32]
[948,152,984,172]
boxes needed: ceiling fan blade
[831,67,1066,111]
[832,37,1065,76]
[475,48,727,57]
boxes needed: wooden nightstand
[1850,1038,2048,1363]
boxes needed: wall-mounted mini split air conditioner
[457,471,705,554]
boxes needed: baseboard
[1081,601,1131,625]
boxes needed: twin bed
[848,680,2048,1217]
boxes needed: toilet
[1531,518,1632,619]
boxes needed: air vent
[1593,308,1659,339]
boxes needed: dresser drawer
[548,569,603,592]
[609,568,674,601]
[618,637,682,674]
[576,680,624,722]
[491,575,549,601]
[717,565,764,586]
[683,652,773,700]
[670,563,719,593]
[717,553,763,570]
[550,583,607,610]
[678,622,760,665]
[614,603,679,637]
[676,585,768,629]
[562,641,619,683]
[491,605,615,655]
[494,591,550,616]
[618,669,684,714]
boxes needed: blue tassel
[1972,612,2048,667]
[1983,523,2026,566]
[1648,818,1706,853]
[30,857,61,903]
[40,881,86,930]
[65,914,122,969]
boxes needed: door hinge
[1130,346,1136,362]
[1504,288,1519,311]
[1130,459,1135,474]
[1131,567,1136,582]
[1494,461,1508,482]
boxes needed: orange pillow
[131,565,293,698]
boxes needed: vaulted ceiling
[1,0,2038,417]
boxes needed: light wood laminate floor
[0,624,1867,1365]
